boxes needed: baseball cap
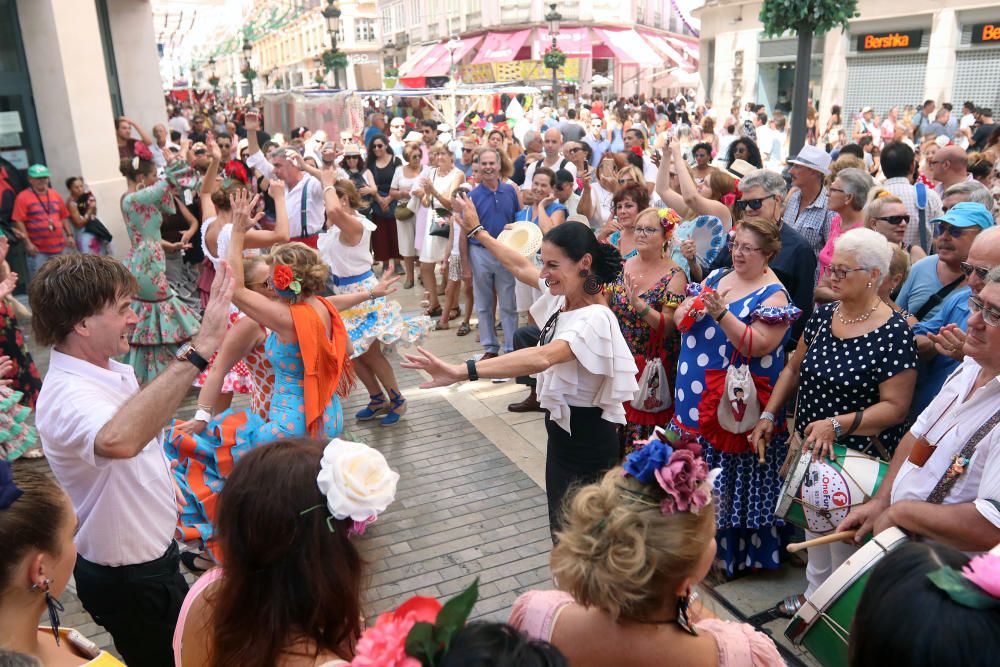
[787,145,832,176]
[861,106,873,114]
[404,131,423,143]
[931,202,994,230]
[27,164,50,179]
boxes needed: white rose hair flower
[316,438,399,536]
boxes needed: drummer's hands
[837,496,889,544]
[749,417,775,447]
[803,419,836,462]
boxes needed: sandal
[380,389,407,426]
[181,551,214,574]
[456,322,471,336]
[434,320,449,331]
[448,307,461,320]
[356,392,389,421]
[773,595,806,619]
[425,305,442,317]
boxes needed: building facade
[2,0,166,264]
[695,0,1000,125]
[377,0,698,97]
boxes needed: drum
[775,444,888,534]
[785,527,909,667]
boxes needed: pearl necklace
[836,298,880,325]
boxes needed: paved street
[19,280,814,665]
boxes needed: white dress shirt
[892,357,1000,529]
[247,150,326,237]
[35,351,176,566]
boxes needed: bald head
[967,226,1000,295]
[543,128,563,157]
[932,146,969,186]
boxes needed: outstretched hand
[372,273,401,298]
[0,271,17,301]
[229,189,263,233]
[454,195,480,233]
[400,346,464,389]
[0,355,14,386]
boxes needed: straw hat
[498,222,543,257]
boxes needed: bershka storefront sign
[971,22,1000,44]
[856,30,922,51]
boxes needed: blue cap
[931,201,994,230]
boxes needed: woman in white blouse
[403,196,638,539]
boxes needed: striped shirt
[782,186,835,256]
[11,188,69,254]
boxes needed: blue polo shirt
[469,181,519,245]
[910,285,972,418]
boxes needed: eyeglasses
[634,226,663,236]
[539,310,561,345]
[618,178,635,185]
[735,194,777,211]
[935,222,972,238]
[827,265,868,280]
[961,261,992,280]
[968,295,1000,327]
[874,215,910,225]
[727,239,762,255]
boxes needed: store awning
[639,32,691,71]
[667,36,700,68]
[411,35,485,77]
[595,28,663,66]
[534,27,593,57]
[472,30,531,64]
[398,43,439,78]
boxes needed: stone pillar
[820,28,849,126]
[106,0,167,132]
[923,9,958,106]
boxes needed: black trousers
[545,406,620,541]
[74,541,189,667]
[513,324,541,388]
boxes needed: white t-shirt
[317,213,376,278]
[390,164,429,195]
[36,351,176,566]
[523,157,577,190]
[892,357,1000,530]
[587,181,615,230]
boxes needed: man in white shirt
[245,111,326,247]
[840,271,1000,552]
[30,253,233,667]
[167,108,190,140]
[522,128,577,200]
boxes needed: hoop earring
[582,272,602,295]
[544,278,552,287]
[32,579,65,646]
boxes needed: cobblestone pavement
[18,281,815,665]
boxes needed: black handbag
[429,207,451,238]
[84,217,113,243]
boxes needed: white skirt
[396,216,417,257]
[419,226,448,263]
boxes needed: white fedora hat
[787,145,832,176]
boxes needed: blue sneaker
[356,393,388,421]
[379,389,407,426]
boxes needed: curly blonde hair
[266,242,329,296]
[551,467,715,622]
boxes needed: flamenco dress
[119,162,201,384]
[166,299,350,553]
[0,383,38,461]
[672,269,801,577]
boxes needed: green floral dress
[120,162,201,383]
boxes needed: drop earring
[676,587,697,636]
[32,578,64,645]
[582,271,602,295]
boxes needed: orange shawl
[289,297,354,437]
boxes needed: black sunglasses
[372,144,386,149]
[961,261,991,280]
[735,194,776,211]
[935,222,971,238]
[874,215,910,226]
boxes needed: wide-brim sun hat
[498,222,543,257]
[726,159,756,179]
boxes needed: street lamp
[446,34,461,87]
[242,38,254,105]
[545,3,562,107]
[322,0,342,88]
[207,56,218,94]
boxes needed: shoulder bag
[626,311,672,425]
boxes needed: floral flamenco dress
[606,269,684,453]
[120,162,201,384]
[166,299,351,554]
[672,269,801,577]
[0,383,38,461]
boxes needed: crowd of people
[0,88,999,666]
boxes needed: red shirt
[12,187,69,254]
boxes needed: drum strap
[926,407,1000,504]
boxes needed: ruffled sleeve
[508,590,575,642]
[751,304,803,325]
[536,306,638,434]
[695,619,785,667]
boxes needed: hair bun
[593,241,624,285]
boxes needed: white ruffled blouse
[534,283,638,435]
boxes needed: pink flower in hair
[654,449,709,513]
[963,554,1000,599]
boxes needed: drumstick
[787,531,857,553]
[756,437,767,465]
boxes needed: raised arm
[93,265,234,458]
[124,117,154,148]
[320,169,364,247]
[654,145,688,213]
[456,195,540,287]
[670,142,732,226]
[244,180,290,248]
[244,111,274,180]
[200,136,222,221]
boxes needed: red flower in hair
[272,264,294,290]
[630,145,644,158]
[224,160,249,185]
[133,141,153,162]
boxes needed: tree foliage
[543,48,566,71]
[758,0,859,37]
[322,49,348,72]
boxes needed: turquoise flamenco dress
[166,303,348,552]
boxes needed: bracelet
[466,359,479,382]
[637,304,651,318]
[829,416,843,439]
[760,411,776,424]
[194,408,212,423]
[466,225,484,240]
[196,403,213,412]
[713,309,728,323]
[367,289,376,301]
[846,408,864,436]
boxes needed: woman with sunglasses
[364,134,403,276]
[813,168,875,302]
[389,143,427,288]
[673,218,801,578]
[340,146,371,214]
[751,227,916,615]
[403,199,637,540]
[723,138,763,171]
[865,188,927,265]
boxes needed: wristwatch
[828,417,843,439]
[175,343,209,372]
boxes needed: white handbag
[716,327,761,434]
[630,356,672,413]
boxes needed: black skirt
[544,405,620,540]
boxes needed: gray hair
[989,265,1000,285]
[523,130,540,146]
[834,227,892,287]
[835,168,874,211]
[477,147,503,164]
[944,180,995,211]
[739,169,788,197]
